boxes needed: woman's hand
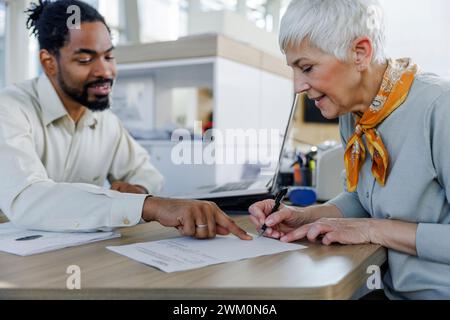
[279,218,374,244]
[248,199,311,239]
[249,200,346,240]
[249,199,419,255]
[280,218,418,256]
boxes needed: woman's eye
[302,66,313,73]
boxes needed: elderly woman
[249,0,450,300]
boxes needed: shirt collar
[38,74,98,128]
[79,109,98,129]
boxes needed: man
[0,0,250,241]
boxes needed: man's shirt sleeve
[107,114,164,194]
[0,102,146,232]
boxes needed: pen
[15,235,43,241]
[258,188,289,237]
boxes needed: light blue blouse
[328,72,450,299]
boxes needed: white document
[0,223,120,256]
[107,235,306,273]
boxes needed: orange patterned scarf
[344,58,418,192]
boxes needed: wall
[0,1,5,88]
[379,0,450,77]
[214,57,293,183]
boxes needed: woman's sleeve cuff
[416,223,450,264]
[327,192,370,218]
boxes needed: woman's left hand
[279,218,374,245]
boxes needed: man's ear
[39,49,58,76]
[351,36,374,72]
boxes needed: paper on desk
[0,223,121,256]
[107,234,306,273]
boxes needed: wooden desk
[0,215,386,300]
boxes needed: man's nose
[92,57,114,79]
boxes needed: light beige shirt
[0,74,164,232]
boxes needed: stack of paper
[0,223,120,256]
[107,234,306,273]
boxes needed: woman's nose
[294,72,311,93]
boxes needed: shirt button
[123,218,130,225]
[366,192,370,198]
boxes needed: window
[138,0,188,42]
[82,0,127,45]
[200,0,273,31]
[81,0,283,45]
[246,0,268,30]
[98,0,123,44]
[201,0,236,11]
[0,0,6,89]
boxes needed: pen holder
[288,187,317,207]
[301,167,312,186]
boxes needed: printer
[315,143,345,202]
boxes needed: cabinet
[113,34,294,196]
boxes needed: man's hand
[142,197,252,241]
[111,181,148,194]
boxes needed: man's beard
[57,69,114,112]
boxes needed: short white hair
[279,0,387,64]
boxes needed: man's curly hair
[25,0,110,56]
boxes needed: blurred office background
[1,0,449,196]
[1,0,450,86]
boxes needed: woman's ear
[39,49,58,77]
[351,36,374,72]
